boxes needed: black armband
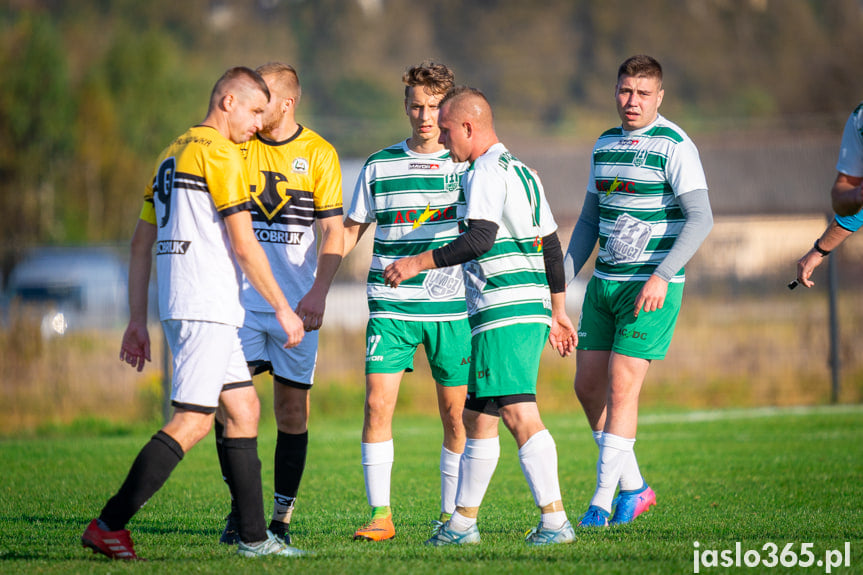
[432,219,498,268]
[813,239,831,256]
[542,232,566,293]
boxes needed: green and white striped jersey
[348,140,468,321]
[589,114,707,283]
[462,143,557,335]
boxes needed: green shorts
[577,277,684,360]
[469,323,549,398]
[364,317,471,386]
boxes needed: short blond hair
[256,62,302,105]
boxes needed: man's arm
[564,191,600,284]
[119,219,156,372]
[296,215,344,331]
[382,219,498,287]
[830,172,863,217]
[224,210,304,348]
[796,218,853,288]
[635,188,713,318]
[343,217,371,257]
[543,232,577,357]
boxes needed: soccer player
[215,62,344,547]
[795,101,863,287]
[343,61,470,541]
[81,67,308,560]
[384,86,577,546]
[564,55,713,527]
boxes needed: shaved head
[437,85,498,163]
[208,66,270,114]
[440,86,493,130]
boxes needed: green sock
[371,505,391,520]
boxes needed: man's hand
[796,248,825,288]
[633,274,668,318]
[383,254,428,288]
[119,320,151,372]
[549,310,577,357]
[296,287,326,331]
[276,308,305,349]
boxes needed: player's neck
[469,135,500,163]
[263,119,300,142]
[407,136,445,155]
[199,114,230,141]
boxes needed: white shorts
[162,319,251,413]
[239,310,318,388]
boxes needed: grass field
[1,405,861,574]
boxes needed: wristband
[813,239,831,256]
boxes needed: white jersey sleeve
[464,163,506,225]
[667,135,708,197]
[347,162,377,224]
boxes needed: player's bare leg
[435,383,466,523]
[605,352,649,438]
[354,372,402,541]
[270,384,310,543]
[573,349,611,433]
[579,352,654,526]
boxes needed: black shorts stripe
[171,400,217,414]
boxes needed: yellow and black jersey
[238,125,343,311]
[142,125,251,327]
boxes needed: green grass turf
[0,406,861,574]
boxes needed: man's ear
[221,93,235,112]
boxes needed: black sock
[214,420,238,517]
[272,430,308,523]
[222,436,266,544]
[99,430,184,531]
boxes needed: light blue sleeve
[835,211,863,233]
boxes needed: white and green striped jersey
[589,114,707,283]
[347,140,468,321]
[462,142,557,335]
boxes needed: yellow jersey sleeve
[311,140,343,217]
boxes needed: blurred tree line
[1,0,862,250]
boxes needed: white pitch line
[639,404,863,425]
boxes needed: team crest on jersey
[462,261,486,315]
[292,158,309,174]
[252,170,293,221]
[444,173,461,192]
[423,266,463,300]
[632,149,648,167]
[606,213,652,264]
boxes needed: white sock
[361,440,394,508]
[541,510,568,530]
[589,433,635,512]
[592,430,603,448]
[448,510,476,531]
[455,436,500,510]
[440,445,461,515]
[518,429,563,509]
[618,441,645,491]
